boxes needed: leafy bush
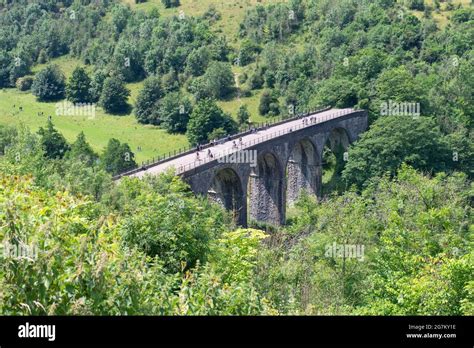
[0,173,273,315]
[31,65,66,101]
[15,76,34,91]
[342,116,451,188]
[66,67,92,104]
[99,77,130,114]
[256,166,472,315]
[118,176,229,273]
[186,99,238,145]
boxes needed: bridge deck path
[129,108,356,178]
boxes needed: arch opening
[209,168,246,226]
[286,138,321,209]
[247,152,284,226]
[322,127,350,197]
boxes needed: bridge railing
[174,108,358,175]
[113,106,334,179]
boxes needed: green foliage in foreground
[342,116,456,188]
[256,165,473,315]
[0,173,273,315]
[117,175,229,273]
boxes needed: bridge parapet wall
[183,109,368,226]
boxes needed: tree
[342,116,451,188]
[15,76,33,91]
[161,70,179,93]
[66,131,98,165]
[202,61,235,99]
[99,76,130,114]
[89,70,107,103]
[248,67,264,90]
[0,50,11,88]
[407,0,425,10]
[135,76,163,124]
[161,0,180,8]
[238,39,261,66]
[209,36,231,62]
[185,47,211,77]
[31,64,66,101]
[110,3,131,35]
[259,89,280,116]
[8,52,30,87]
[109,38,145,82]
[157,92,193,133]
[207,127,227,142]
[66,67,92,104]
[37,119,70,159]
[186,99,238,145]
[237,104,250,125]
[101,138,137,175]
[189,76,212,101]
[310,78,358,110]
[371,66,428,121]
[0,125,18,156]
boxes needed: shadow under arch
[286,137,321,205]
[321,127,351,197]
[208,167,246,226]
[247,151,285,226]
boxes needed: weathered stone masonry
[181,110,368,227]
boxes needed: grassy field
[122,0,286,45]
[2,55,189,164]
[0,88,188,164]
[0,0,289,162]
[31,56,89,78]
[410,0,470,28]
[0,51,272,164]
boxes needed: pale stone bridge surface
[125,108,368,226]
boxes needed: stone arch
[208,168,246,226]
[321,127,351,196]
[286,138,321,204]
[248,151,285,226]
[324,127,351,154]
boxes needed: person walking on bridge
[207,149,213,159]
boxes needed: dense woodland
[0,0,473,315]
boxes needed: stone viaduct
[124,108,368,227]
